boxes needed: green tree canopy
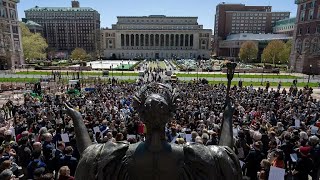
[239,41,258,63]
[261,40,286,66]
[20,23,48,62]
[70,48,88,61]
[279,40,292,64]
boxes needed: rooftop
[25,6,96,12]
[274,17,296,26]
[21,18,42,27]
[226,33,291,41]
[117,15,197,18]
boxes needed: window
[299,28,303,35]
[300,11,305,21]
[309,9,314,20]
[317,24,320,33]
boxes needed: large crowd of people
[0,78,319,180]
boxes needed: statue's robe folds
[75,141,242,180]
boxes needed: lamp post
[111,64,114,79]
[121,60,124,76]
[197,61,200,82]
[308,64,312,86]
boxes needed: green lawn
[176,73,301,79]
[0,78,39,83]
[16,71,138,76]
[202,81,319,87]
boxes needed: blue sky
[18,0,297,29]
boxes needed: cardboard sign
[268,166,285,180]
[61,133,70,143]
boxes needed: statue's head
[133,83,179,129]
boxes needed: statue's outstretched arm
[64,103,92,154]
[219,99,235,149]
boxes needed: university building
[101,15,212,60]
[291,0,320,74]
[0,0,24,69]
[273,17,296,36]
[214,3,290,56]
[24,1,100,57]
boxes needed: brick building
[24,1,100,57]
[291,0,320,74]
[214,3,290,56]
[0,0,24,69]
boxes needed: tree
[239,41,258,63]
[20,23,48,62]
[279,40,292,64]
[70,48,88,61]
[261,40,286,66]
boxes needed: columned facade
[101,15,211,59]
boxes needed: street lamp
[308,64,312,86]
[111,64,114,79]
[121,60,124,76]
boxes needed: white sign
[290,153,298,162]
[61,133,70,143]
[295,119,301,128]
[239,161,244,168]
[268,166,285,180]
[93,127,100,134]
[311,126,319,135]
[127,134,136,140]
[185,134,192,142]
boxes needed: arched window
[125,34,129,46]
[296,38,302,54]
[185,34,189,46]
[170,34,174,46]
[160,34,164,46]
[165,34,169,46]
[135,34,139,46]
[130,34,134,46]
[145,34,149,46]
[155,34,159,46]
[175,34,179,46]
[180,34,184,46]
[121,34,124,46]
[190,34,194,47]
[303,38,310,53]
[140,34,144,46]
[150,34,154,46]
[310,38,319,53]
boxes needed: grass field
[203,81,319,87]
[15,71,138,76]
[176,73,301,79]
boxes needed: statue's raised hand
[64,103,82,120]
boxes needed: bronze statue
[65,62,242,180]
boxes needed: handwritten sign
[268,166,285,180]
[61,133,70,143]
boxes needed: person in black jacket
[59,146,78,176]
[244,141,264,180]
[292,146,313,180]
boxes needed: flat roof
[25,6,96,12]
[226,33,291,41]
[117,15,197,18]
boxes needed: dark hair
[0,147,4,154]
[64,146,73,154]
